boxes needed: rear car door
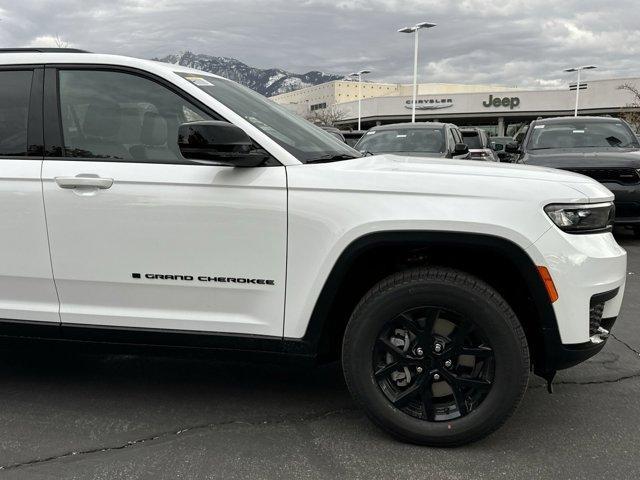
[0,66,60,325]
[41,67,287,337]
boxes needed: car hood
[523,147,640,168]
[338,153,595,183]
[289,153,613,203]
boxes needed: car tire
[342,267,529,446]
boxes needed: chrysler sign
[405,98,454,110]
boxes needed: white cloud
[27,35,75,48]
[0,0,637,88]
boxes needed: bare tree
[617,83,640,131]
[305,105,347,127]
[54,35,69,48]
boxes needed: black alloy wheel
[342,267,529,446]
[373,306,493,421]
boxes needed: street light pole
[398,22,436,123]
[349,69,371,131]
[564,65,597,117]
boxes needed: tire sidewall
[343,273,528,445]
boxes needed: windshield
[177,72,360,163]
[527,120,640,150]
[461,132,482,149]
[355,127,445,155]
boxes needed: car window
[355,127,445,154]
[0,70,33,157]
[461,131,482,149]
[58,70,212,162]
[178,72,359,163]
[527,120,640,150]
[446,128,455,151]
[452,128,463,144]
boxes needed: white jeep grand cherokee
[0,48,627,446]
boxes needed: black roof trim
[0,48,90,53]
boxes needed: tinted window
[461,131,482,149]
[451,128,463,145]
[527,120,640,150]
[446,128,455,150]
[58,70,211,162]
[344,136,361,147]
[355,127,445,154]
[0,70,32,157]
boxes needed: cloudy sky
[0,0,638,88]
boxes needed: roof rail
[0,48,90,53]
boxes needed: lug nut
[444,360,452,368]
[416,347,424,357]
[434,343,443,353]
[416,366,423,373]
[433,373,441,381]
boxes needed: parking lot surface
[0,230,638,480]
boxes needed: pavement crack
[531,370,640,389]
[0,407,357,471]
[611,333,640,358]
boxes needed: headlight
[544,202,615,233]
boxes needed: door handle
[54,176,114,190]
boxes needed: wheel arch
[299,230,563,376]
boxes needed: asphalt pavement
[0,229,639,479]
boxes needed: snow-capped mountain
[153,52,343,96]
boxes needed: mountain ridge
[153,51,344,96]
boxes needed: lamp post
[564,65,596,117]
[398,22,436,123]
[349,69,371,131]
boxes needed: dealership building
[271,77,640,136]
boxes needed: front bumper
[541,320,614,371]
[526,227,626,372]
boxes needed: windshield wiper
[306,154,360,164]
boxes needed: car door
[41,67,287,337]
[0,66,60,326]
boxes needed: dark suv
[507,116,640,234]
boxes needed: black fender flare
[290,230,569,375]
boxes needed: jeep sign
[483,94,520,109]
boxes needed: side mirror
[453,143,469,155]
[505,142,521,154]
[178,121,270,167]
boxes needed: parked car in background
[507,116,640,234]
[460,128,498,161]
[320,126,346,143]
[342,130,366,147]
[489,136,517,162]
[354,122,469,159]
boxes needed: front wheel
[342,267,529,446]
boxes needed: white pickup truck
[0,48,627,446]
